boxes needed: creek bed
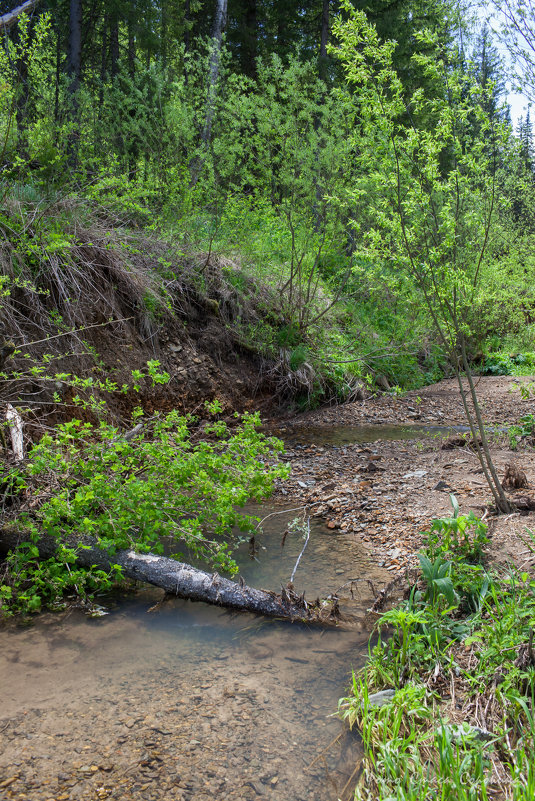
[0,508,380,801]
[275,423,472,447]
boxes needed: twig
[255,505,309,531]
[334,578,366,595]
[306,732,343,770]
[290,517,310,584]
[16,318,134,349]
[339,760,362,801]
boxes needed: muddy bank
[271,376,535,574]
[278,375,534,428]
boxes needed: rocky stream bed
[272,375,535,574]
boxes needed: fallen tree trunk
[0,528,338,622]
[0,0,40,30]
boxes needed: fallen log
[0,527,338,622]
[0,0,41,30]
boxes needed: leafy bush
[424,496,489,565]
[481,351,535,376]
[481,353,516,375]
[422,496,490,611]
[508,413,535,449]
[1,402,289,616]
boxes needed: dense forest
[3,3,535,800]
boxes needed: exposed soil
[269,375,535,577]
[2,240,278,430]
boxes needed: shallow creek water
[0,507,381,801]
[276,423,470,447]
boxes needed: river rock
[403,470,427,479]
[367,689,395,708]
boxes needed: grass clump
[339,499,535,800]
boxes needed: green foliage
[481,352,517,375]
[288,344,308,371]
[423,497,490,610]
[508,413,535,449]
[333,6,511,365]
[481,352,535,376]
[0,398,289,616]
[417,554,459,608]
[339,502,535,800]
[424,497,489,565]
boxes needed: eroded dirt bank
[270,375,535,574]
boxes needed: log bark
[0,528,337,622]
[0,0,40,30]
[5,404,23,461]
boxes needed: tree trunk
[127,19,138,181]
[67,0,82,99]
[319,0,330,81]
[184,0,190,54]
[242,0,257,78]
[458,338,514,512]
[98,13,108,116]
[201,0,228,146]
[189,0,228,186]
[128,20,135,79]
[0,528,337,622]
[161,0,167,68]
[66,0,82,167]
[110,14,119,78]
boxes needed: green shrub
[1,400,289,616]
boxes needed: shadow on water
[0,507,378,801]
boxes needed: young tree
[333,3,514,512]
[518,110,534,171]
[488,0,535,102]
[471,24,507,122]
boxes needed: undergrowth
[0,185,446,412]
[339,498,535,800]
[480,351,535,377]
[0,389,289,616]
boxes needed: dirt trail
[270,376,535,574]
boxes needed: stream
[0,505,382,801]
[275,422,471,447]
[0,421,480,800]
[0,422,474,800]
